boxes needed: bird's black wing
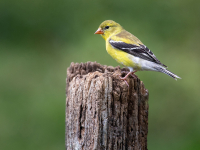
[109,39,167,67]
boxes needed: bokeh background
[1,0,200,149]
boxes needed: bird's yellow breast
[106,41,141,70]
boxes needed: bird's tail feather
[155,67,181,80]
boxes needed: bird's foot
[119,77,129,86]
[119,71,137,86]
[121,71,137,78]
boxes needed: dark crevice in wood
[79,104,83,139]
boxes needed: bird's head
[95,20,123,40]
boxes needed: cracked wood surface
[66,62,149,150]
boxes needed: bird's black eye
[105,26,109,29]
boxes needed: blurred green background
[1,0,200,149]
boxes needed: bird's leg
[119,71,137,86]
[131,71,137,78]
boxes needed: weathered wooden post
[66,62,149,150]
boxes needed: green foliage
[1,0,200,149]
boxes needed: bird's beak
[94,28,104,34]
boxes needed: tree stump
[66,62,149,150]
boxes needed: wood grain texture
[66,62,149,150]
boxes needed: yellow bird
[95,20,181,85]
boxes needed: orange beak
[94,28,104,34]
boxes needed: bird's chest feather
[106,42,141,70]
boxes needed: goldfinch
[95,20,181,85]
